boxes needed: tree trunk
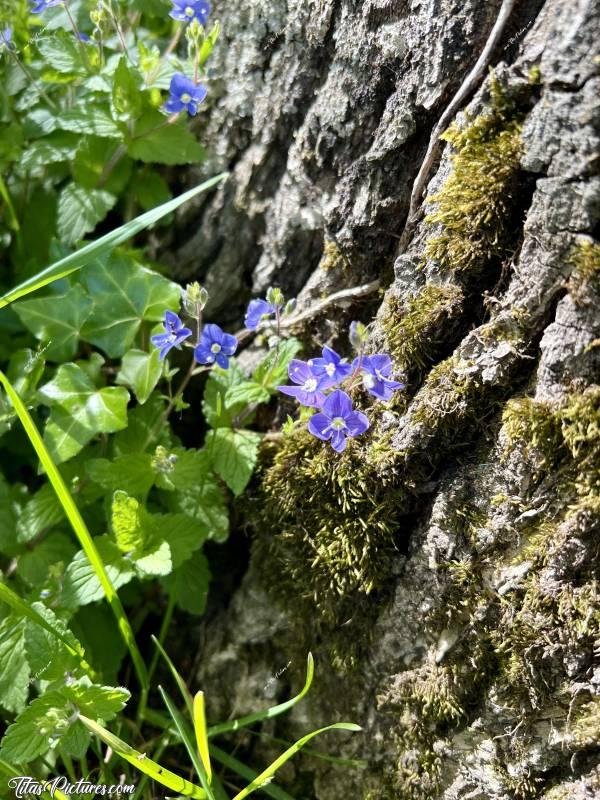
[167,1,600,797]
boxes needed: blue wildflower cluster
[151,283,238,369]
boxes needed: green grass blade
[209,745,295,800]
[158,686,216,800]
[0,581,96,680]
[78,714,205,799]
[0,174,227,309]
[232,723,361,800]
[0,370,148,691]
[0,759,68,800]
[151,634,193,716]
[193,691,212,785]
[208,653,314,738]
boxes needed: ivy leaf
[57,184,117,245]
[62,535,136,608]
[24,602,81,681]
[116,349,163,405]
[38,363,129,463]
[17,532,77,587]
[224,381,271,409]
[37,30,85,74]
[253,338,303,389]
[163,551,210,615]
[14,285,93,362]
[85,453,155,497]
[80,254,181,357]
[56,106,124,139]
[128,111,205,165]
[0,615,30,714]
[206,428,261,496]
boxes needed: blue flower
[151,311,193,360]
[169,0,211,24]
[194,323,237,369]
[164,74,208,116]
[0,26,12,47]
[354,354,405,401]
[244,298,276,330]
[278,360,329,407]
[309,346,352,388]
[31,0,62,13]
[308,390,369,453]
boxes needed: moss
[572,697,600,748]
[568,239,600,306]
[502,397,565,471]
[380,283,464,371]
[424,76,525,275]
[320,239,348,273]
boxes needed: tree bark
[168,1,600,797]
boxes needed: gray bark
[165,1,600,798]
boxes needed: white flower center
[185,6,195,16]
[325,363,336,377]
[331,417,346,431]
[363,374,376,389]
[181,92,192,104]
[303,378,318,392]
[211,343,222,354]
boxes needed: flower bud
[151,445,177,474]
[183,282,209,316]
[349,320,368,351]
[266,286,285,309]
[283,298,297,316]
[186,18,205,49]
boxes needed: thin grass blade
[78,715,205,799]
[0,174,227,309]
[232,723,361,800]
[208,653,314,737]
[209,745,295,800]
[193,692,212,785]
[151,634,193,715]
[0,371,148,691]
[158,686,216,800]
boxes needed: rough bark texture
[166,1,600,798]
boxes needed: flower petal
[345,410,370,438]
[220,332,238,356]
[330,430,347,452]
[170,72,194,97]
[368,354,393,376]
[215,352,229,369]
[323,389,353,419]
[194,345,215,364]
[287,359,312,385]
[245,298,273,329]
[308,413,332,441]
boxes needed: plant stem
[63,0,90,68]
[8,49,57,110]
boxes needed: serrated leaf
[63,683,130,719]
[56,106,124,139]
[135,540,172,577]
[20,132,80,171]
[24,602,81,681]
[206,428,261,496]
[0,615,29,714]
[130,169,171,210]
[163,551,210,615]
[112,56,143,118]
[154,447,210,492]
[224,381,270,409]
[253,338,303,389]
[159,513,209,568]
[168,479,229,543]
[62,535,136,608]
[202,362,247,428]
[16,484,64,543]
[116,348,163,405]
[73,136,132,195]
[85,453,155,497]
[80,254,181,357]
[14,285,93,362]
[113,393,169,455]
[37,30,85,74]
[57,184,117,245]
[17,532,77,586]
[70,605,127,683]
[128,111,205,165]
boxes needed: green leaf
[117,348,163,405]
[224,381,270,409]
[112,56,143,118]
[206,429,261,496]
[111,490,146,553]
[253,338,303,389]
[20,132,80,171]
[6,348,46,401]
[14,285,93,361]
[154,447,211,492]
[24,602,81,681]
[62,535,136,608]
[130,169,171,211]
[158,513,209,568]
[163,551,210,615]
[231,724,361,800]
[17,532,77,586]
[37,30,85,74]
[202,362,247,428]
[56,106,124,139]
[0,614,29,714]
[57,184,117,245]
[135,540,172,577]
[209,745,294,800]
[78,715,206,799]
[73,136,132,196]
[0,475,20,553]
[113,393,169,455]
[16,484,63,543]
[70,605,127,683]
[128,111,205,165]
[63,683,130,719]
[168,479,229,543]
[85,453,155,497]
[80,254,181,357]
[43,407,97,464]
[0,174,227,309]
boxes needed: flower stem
[8,49,57,110]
